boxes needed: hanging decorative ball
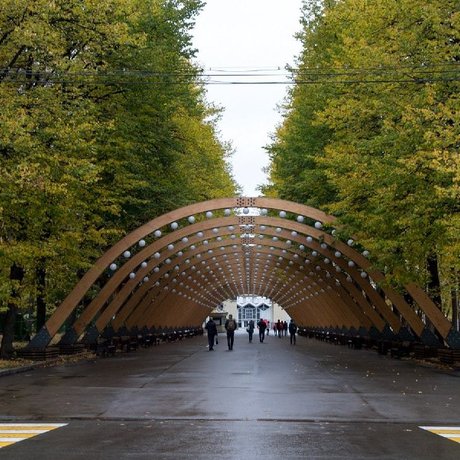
[123,251,131,258]
[138,239,146,247]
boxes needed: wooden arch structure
[28,197,460,350]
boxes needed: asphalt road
[0,330,459,459]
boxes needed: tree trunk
[427,254,442,307]
[0,264,24,360]
[452,286,459,332]
[36,261,47,332]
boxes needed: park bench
[389,341,412,359]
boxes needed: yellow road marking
[419,426,460,444]
[0,423,67,449]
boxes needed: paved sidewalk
[0,331,459,459]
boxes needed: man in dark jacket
[224,314,237,350]
[288,319,298,345]
[257,318,267,343]
[205,317,218,351]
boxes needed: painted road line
[419,426,460,444]
[0,423,67,449]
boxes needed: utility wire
[1,63,459,86]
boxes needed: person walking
[247,319,255,343]
[276,319,283,338]
[288,319,297,345]
[225,314,237,350]
[205,317,218,351]
[257,318,267,343]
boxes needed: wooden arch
[28,197,459,349]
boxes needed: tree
[266,0,460,312]
[0,0,237,358]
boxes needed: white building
[208,296,291,332]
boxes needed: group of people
[205,316,298,351]
[204,314,237,351]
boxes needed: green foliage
[266,0,460,305]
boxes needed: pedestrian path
[419,426,460,444]
[0,423,67,449]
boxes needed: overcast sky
[192,1,303,197]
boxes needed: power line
[1,63,460,86]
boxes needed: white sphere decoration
[336,266,341,272]
[312,251,318,257]
[362,250,370,258]
[286,240,292,245]
[217,236,222,241]
[138,239,146,247]
[231,234,236,239]
[260,225,266,231]
[154,230,162,238]
[143,276,149,282]
[314,221,322,229]
[110,263,117,271]
[212,228,219,234]
[347,275,352,282]
[279,210,286,218]
[141,261,148,268]
[181,237,188,244]
[165,258,171,264]
[260,208,268,216]
[276,227,282,233]
[154,267,160,273]
[224,208,231,216]
[228,225,235,231]
[188,216,196,224]
[361,271,368,278]
[206,211,213,218]
[299,244,305,251]
[177,251,183,257]
[171,222,178,230]
[306,236,313,243]
[197,231,204,238]
[305,259,311,264]
[272,236,278,241]
[166,244,173,251]
[297,215,305,223]
[190,245,196,250]
[259,235,264,239]
[347,239,354,246]
[348,260,355,267]
[164,273,169,278]
[154,252,161,259]
[321,243,327,249]
[155,281,160,286]
[203,240,209,245]
[129,272,136,279]
[335,251,342,258]
[243,207,249,214]
[123,250,131,258]
[324,258,330,264]
[291,231,298,237]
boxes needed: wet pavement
[0,331,459,459]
